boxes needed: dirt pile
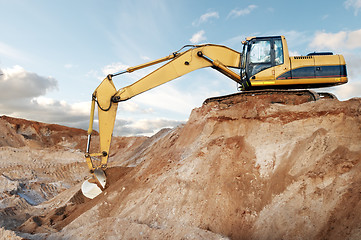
[0,115,89,149]
[1,93,361,239]
[0,116,147,234]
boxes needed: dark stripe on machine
[276,65,347,80]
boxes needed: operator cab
[240,36,284,89]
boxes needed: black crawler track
[203,89,337,105]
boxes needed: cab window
[274,39,284,65]
[250,40,271,63]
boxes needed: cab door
[246,37,287,87]
[247,39,273,81]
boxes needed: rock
[0,227,22,240]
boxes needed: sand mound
[1,93,361,239]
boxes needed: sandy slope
[1,93,361,239]
[0,116,147,237]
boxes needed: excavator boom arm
[113,44,241,101]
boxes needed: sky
[0,0,361,136]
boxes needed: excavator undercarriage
[203,89,337,105]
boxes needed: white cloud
[192,11,219,26]
[0,65,58,100]
[117,101,154,114]
[69,101,92,115]
[0,65,180,136]
[133,83,201,115]
[1,91,171,137]
[309,31,347,50]
[190,30,206,44]
[113,117,183,136]
[347,29,361,48]
[29,97,83,116]
[121,101,139,112]
[86,62,133,82]
[310,29,361,51]
[344,0,361,15]
[0,66,94,132]
[129,118,180,132]
[1,97,89,129]
[288,51,300,56]
[102,62,129,76]
[331,82,361,100]
[227,5,257,18]
[31,96,56,106]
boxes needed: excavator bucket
[81,169,106,199]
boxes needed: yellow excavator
[81,35,347,198]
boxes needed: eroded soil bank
[1,94,361,239]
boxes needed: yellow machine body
[242,36,347,89]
